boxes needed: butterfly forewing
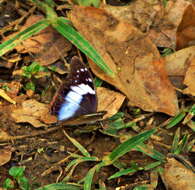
[51,56,97,121]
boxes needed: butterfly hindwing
[51,56,97,121]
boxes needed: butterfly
[50,56,104,125]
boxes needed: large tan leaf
[70,6,178,116]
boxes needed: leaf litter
[70,6,179,115]
[0,0,195,189]
[12,15,72,66]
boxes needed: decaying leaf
[0,146,13,166]
[165,46,195,89]
[14,15,72,66]
[149,0,192,49]
[70,6,178,116]
[97,87,125,119]
[183,57,195,96]
[165,46,195,76]
[162,157,195,190]
[102,0,158,33]
[11,99,56,127]
[103,0,193,49]
[176,4,195,50]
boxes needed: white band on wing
[71,84,95,95]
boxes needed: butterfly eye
[51,56,97,122]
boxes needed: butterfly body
[51,56,98,121]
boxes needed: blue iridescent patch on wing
[51,56,97,121]
[58,90,83,120]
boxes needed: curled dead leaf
[97,87,125,119]
[70,6,178,116]
[177,4,195,50]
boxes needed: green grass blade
[166,112,186,129]
[143,161,162,170]
[75,0,100,7]
[133,185,148,190]
[94,77,103,87]
[108,167,138,180]
[189,104,195,114]
[109,161,161,180]
[65,157,99,172]
[105,129,156,164]
[52,17,115,77]
[186,139,195,152]
[0,19,49,56]
[171,127,180,153]
[35,182,81,190]
[64,157,98,182]
[109,112,124,120]
[135,143,165,162]
[84,166,96,190]
[65,159,80,172]
[31,0,57,19]
[63,130,90,157]
[84,164,102,190]
[187,120,195,132]
[177,134,189,154]
[183,104,195,124]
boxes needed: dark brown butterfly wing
[51,56,97,121]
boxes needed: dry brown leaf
[183,57,195,96]
[149,0,192,48]
[165,46,195,89]
[102,0,158,33]
[70,6,178,116]
[162,157,195,190]
[176,4,195,50]
[11,99,56,127]
[97,87,125,119]
[0,146,13,166]
[14,15,72,66]
[103,0,192,49]
[165,46,195,76]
